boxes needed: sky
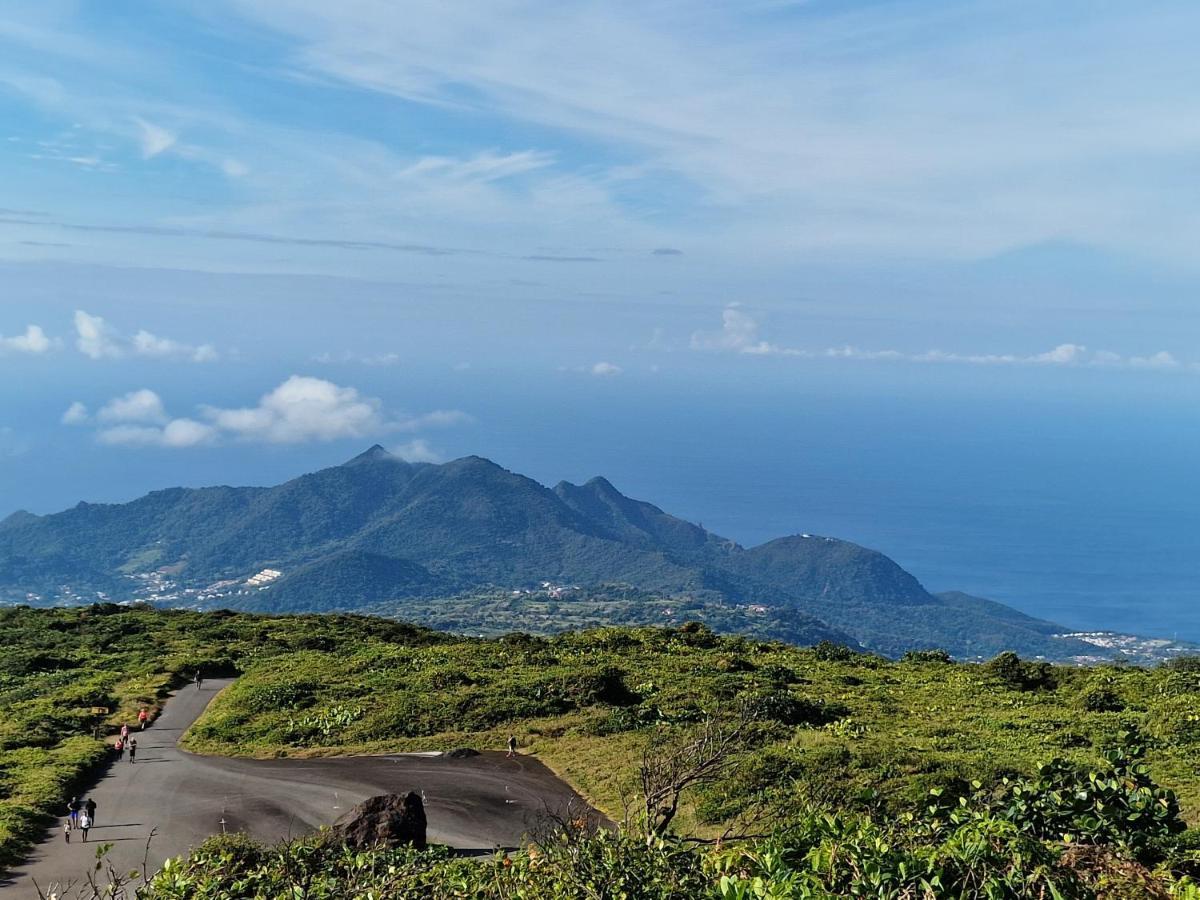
[2,1,1200,629]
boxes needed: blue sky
[2,0,1200,529]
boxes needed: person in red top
[138,708,149,730]
[120,722,129,742]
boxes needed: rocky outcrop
[331,792,427,850]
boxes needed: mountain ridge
[0,446,1100,659]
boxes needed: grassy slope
[8,605,1200,871]
[180,621,1200,835]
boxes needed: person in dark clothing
[128,739,137,763]
[195,672,203,690]
[66,797,80,825]
[85,798,97,826]
[506,735,517,758]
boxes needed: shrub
[902,648,953,664]
[1080,686,1126,713]
[744,690,847,727]
[811,640,855,662]
[985,651,1058,691]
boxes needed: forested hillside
[0,448,1110,660]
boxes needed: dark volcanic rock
[332,792,427,850]
[443,747,480,759]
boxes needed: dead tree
[639,706,754,845]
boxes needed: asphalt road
[1,679,599,898]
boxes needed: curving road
[0,679,599,898]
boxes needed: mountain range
[0,445,1110,659]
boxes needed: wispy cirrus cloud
[313,350,402,367]
[133,117,176,158]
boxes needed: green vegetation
[0,604,441,868]
[0,448,1115,659]
[11,605,1200,895]
[363,585,854,648]
[134,753,1200,899]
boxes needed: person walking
[128,738,137,764]
[85,797,97,827]
[62,819,71,844]
[195,671,203,690]
[66,796,80,826]
[120,722,130,743]
[138,708,149,730]
[506,735,517,759]
[115,737,124,759]
[78,811,91,842]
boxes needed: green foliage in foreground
[184,618,1200,839]
[13,605,1200,898]
[136,746,1200,899]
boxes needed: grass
[9,604,1200,894]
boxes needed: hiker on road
[120,722,129,742]
[66,797,80,826]
[506,735,517,758]
[195,672,203,690]
[63,820,71,844]
[85,798,97,826]
[138,708,149,730]
[128,739,137,764]
[115,737,124,758]
[78,812,91,842]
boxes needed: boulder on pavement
[443,747,480,759]
[332,792,427,850]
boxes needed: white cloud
[97,389,167,424]
[313,350,402,366]
[0,324,55,354]
[74,310,123,359]
[134,117,177,158]
[591,361,622,377]
[395,149,554,184]
[1031,344,1087,365]
[97,418,216,448]
[201,375,385,443]
[690,306,779,355]
[61,401,89,425]
[132,329,218,362]
[161,418,219,447]
[392,438,441,463]
[73,375,472,450]
[691,306,1190,372]
[1129,350,1180,369]
[73,310,218,362]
